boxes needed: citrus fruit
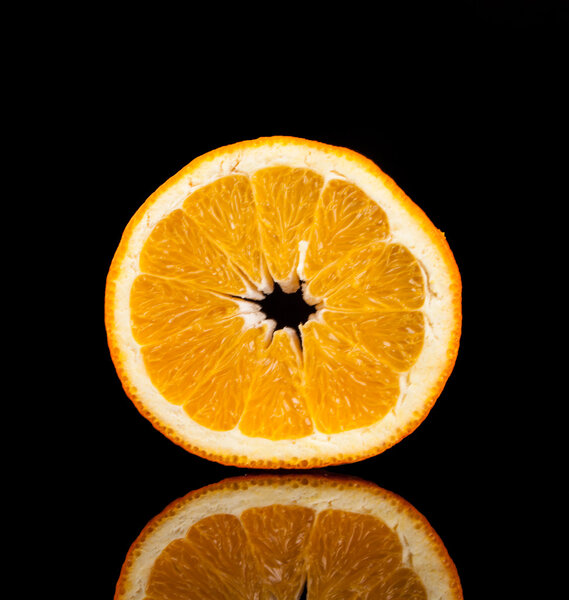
[114,474,463,599]
[105,136,461,467]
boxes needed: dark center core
[258,284,317,339]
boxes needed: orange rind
[105,136,461,467]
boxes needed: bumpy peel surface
[106,136,461,467]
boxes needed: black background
[43,3,565,599]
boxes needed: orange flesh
[252,166,323,288]
[239,329,313,440]
[143,506,427,600]
[303,179,390,280]
[130,168,426,437]
[183,175,269,291]
[302,321,401,433]
[139,209,249,296]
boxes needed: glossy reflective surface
[115,474,461,599]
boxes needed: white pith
[109,138,459,464]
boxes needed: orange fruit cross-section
[105,136,461,468]
[115,475,463,600]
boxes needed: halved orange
[114,474,463,599]
[105,136,461,467]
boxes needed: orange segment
[327,243,425,311]
[303,179,390,280]
[183,325,268,431]
[130,275,245,345]
[307,509,405,598]
[239,329,313,440]
[146,514,262,600]
[302,320,400,433]
[305,243,388,301]
[322,309,425,372]
[185,514,262,595]
[139,208,251,296]
[183,175,270,292]
[241,504,315,599]
[306,242,425,311]
[252,166,323,290]
[140,317,246,406]
[144,538,201,600]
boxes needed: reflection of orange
[106,137,462,467]
[115,474,463,599]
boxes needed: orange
[105,136,461,467]
[114,474,463,599]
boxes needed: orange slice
[105,136,461,467]
[114,474,463,600]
